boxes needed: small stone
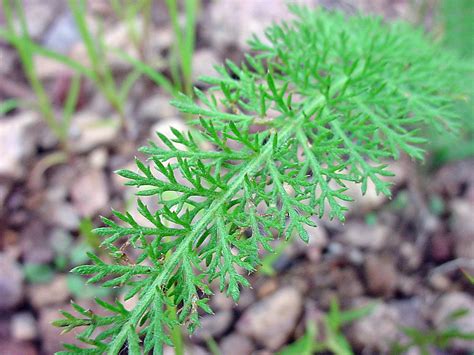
[399,242,422,271]
[397,275,419,296]
[344,178,388,214]
[237,287,303,350]
[40,201,80,230]
[20,221,54,264]
[293,223,328,261]
[391,298,427,330]
[103,23,139,71]
[428,273,451,292]
[327,241,344,256]
[433,159,474,198]
[204,0,316,51]
[192,49,219,82]
[0,49,15,74]
[36,186,75,232]
[257,279,279,298]
[210,291,234,311]
[89,0,112,15]
[430,232,453,262]
[89,148,108,169]
[11,312,38,341]
[0,341,37,355]
[0,112,41,180]
[192,310,233,341]
[34,56,71,79]
[220,334,254,355]
[347,301,401,352]
[432,292,474,351]
[147,27,174,52]
[336,268,364,299]
[22,0,60,38]
[87,92,112,117]
[339,222,391,250]
[42,11,80,53]
[0,254,24,310]
[49,229,73,255]
[138,95,178,122]
[164,344,208,355]
[71,169,109,217]
[236,287,256,311]
[0,183,11,213]
[1,229,20,258]
[347,248,364,265]
[364,254,398,297]
[27,275,70,309]
[70,112,121,153]
[0,317,9,339]
[450,199,474,259]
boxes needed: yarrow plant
[54,6,464,354]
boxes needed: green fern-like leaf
[55,6,464,354]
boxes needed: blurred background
[0,0,473,354]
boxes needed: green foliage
[0,0,77,147]
[165,0,200,95]
[0,98,20,115]
[79,218,101,250]
[67,0,123,113]
[23,263,55,284]
[463,270,474,284]
[279,299,374,355]
[391,308,474,355]
[0,0,193,147]
[109,0,153,60]
[441,0,474,58]
[0,0,122,146]
[55,6,464,354]
[428,0,474,166]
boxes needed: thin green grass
[428,0,474,166]
[1,0,201,146]
[1,0,69,147]
[165,0,200,95]
[110,0,154,61]
[68,0,129,128]
[0,98,20,115]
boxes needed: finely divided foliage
[54,6,462,354]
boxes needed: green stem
[165,0,200,95]
[165,0,183,92]
[68,0,127,131]
[107,92,329,355]
[168,304,185,355]
[2,0,67,147]
[182,0,199,95]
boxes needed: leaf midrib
[108,93,328,354]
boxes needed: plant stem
[68,0,128,131]
[2,0,68,148]
[168,303,185,355]
[107,91,329,353]
[165,0,200,95]
[165,0,183,92]
[182,0,199,96]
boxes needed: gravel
[237,287,303,350]
[0,254,24,311]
